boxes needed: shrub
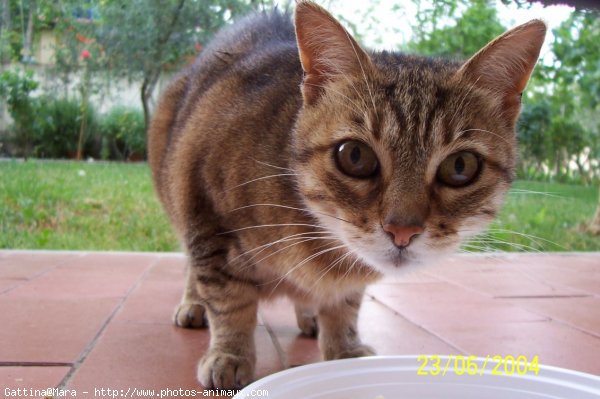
[98,106,146,161]
[33,96,100,159]
[0,69,39,157]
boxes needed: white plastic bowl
[233,356,600,398]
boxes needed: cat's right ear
[457,19,547,125]
[294,1,372,105]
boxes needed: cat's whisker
[333,69,371,117]
[220,173,297,194]
[459,243,498,253]
[251,158,294,172]
[218,223,327,235]
[306,251,354,294]
[340,29,378,122]
[467,236,542,253]
[340,255,361,282]
[304,82,365,115]
[241,235,338,271]
[485,228,565,250]
[229,231,335,264]
[455,128,511,147]
[228,203,353,224]
[508,188,561,198]
[303,252,361,299]
[449,81,478,130]
[265,243,348,295]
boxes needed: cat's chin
[353,244,459,276]
[353,249,423,275]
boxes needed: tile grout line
[0,362,73,367]
[514,266,600,298]
[0,253,88,295]
[54,256,162,391]
[500,298,600,341]
[367,293,467,355]
[258,308,289,370]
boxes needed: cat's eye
[437,152,480,187]
[335,141,379,178]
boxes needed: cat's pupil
[455,156,465,174]
[350,146,361,164]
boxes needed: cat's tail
[147,71,188,206]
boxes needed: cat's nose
[383,224,424,248]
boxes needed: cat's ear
[457,19,546,124]
[294,1,372,105]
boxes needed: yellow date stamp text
[417,355,540,377]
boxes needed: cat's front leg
[198,282,258,388]
[317,289,375,360]
[185,254,259,389]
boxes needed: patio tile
[0,279,19,294]
[0,297,119,363]
[422,255,584,297]
[64,253,281,395]
[1,366,71,398]
[370,281,547,328]
[114,255,187,325]
[502,295,600,338]
[67,322,209,392]
[0,251,84,280]
[7,252,154,300]
[358,299,462,356]
[66,322,279,396]
[114,279,182,325]
[259,299,322,367]
[513,255,600,296]
[1,250,599,393]
[258,297,462,368]
[434,319,600,375]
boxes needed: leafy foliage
[34,96,99,158]
[520,10,600,183]
[98,106,146,161]
[407,0,505,58]
[0,69,39,157]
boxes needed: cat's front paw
[197,350,255,389]
[329,344,376,360]
[173,302,207,328]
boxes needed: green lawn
[1,159,598,252]
[481,180,599,252]
[0,159,179,251]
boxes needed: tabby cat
[148,0,546,389]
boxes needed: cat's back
[148,9,304,230]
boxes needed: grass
[1,159,598,252]
[0,159,179,251]
[480,181,599,252]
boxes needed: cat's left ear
[457,20,547,124]
[295,1,373,105]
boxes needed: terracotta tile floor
[1,250,599,398]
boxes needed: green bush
[33,96,99,159]
[98,106,146,161]
[0,69,39,157]
[0,70,100,159]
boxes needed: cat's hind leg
[294,303,319,337]
[318,288,375,360]
[173,261,208,328]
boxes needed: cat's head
[291,1,546,274]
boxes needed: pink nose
[383,224,424,248]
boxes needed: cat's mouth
[351,245,420,273]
